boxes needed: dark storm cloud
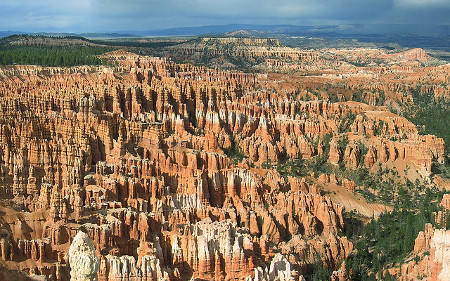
[0,0,448,32]
[387,0,450,25]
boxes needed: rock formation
[68,231,100,281]
[0,47,447,281]
[397,223,450,281]
[246,253,302,281]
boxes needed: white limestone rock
[246,253,302,281]
[68,231,100,281]
[431,229,450,281]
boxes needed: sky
[0,0,449,33]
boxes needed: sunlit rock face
[399,223,450,281]
[68,231,100,281]
[431,229,450,281]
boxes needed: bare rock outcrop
[68,231,100,281]
[400,224,450,281]
[246,253,302,281]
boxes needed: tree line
[0,45,113,67]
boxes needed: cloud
[0,0,448,32]
[0,0,92,31]
[395,0,450,6]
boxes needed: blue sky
[0,0,449,32]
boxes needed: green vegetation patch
[345,186,449,280]
[403,87,450,152]
[0,42,113,67]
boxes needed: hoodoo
[68,231,100,281]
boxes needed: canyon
[0,39,448,281]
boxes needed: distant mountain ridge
[0,31,137,38]
[1,24,449,51]
[0,34,101,46]
[131,24,450,37]
[2,24,449,38]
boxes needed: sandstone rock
[431,229,450,281]
[343,142,360,169]
[365,145,377,168]
[341,179,356,192]
[328,141,342,165]
[400,224,450,281]
[441,194,450,211]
